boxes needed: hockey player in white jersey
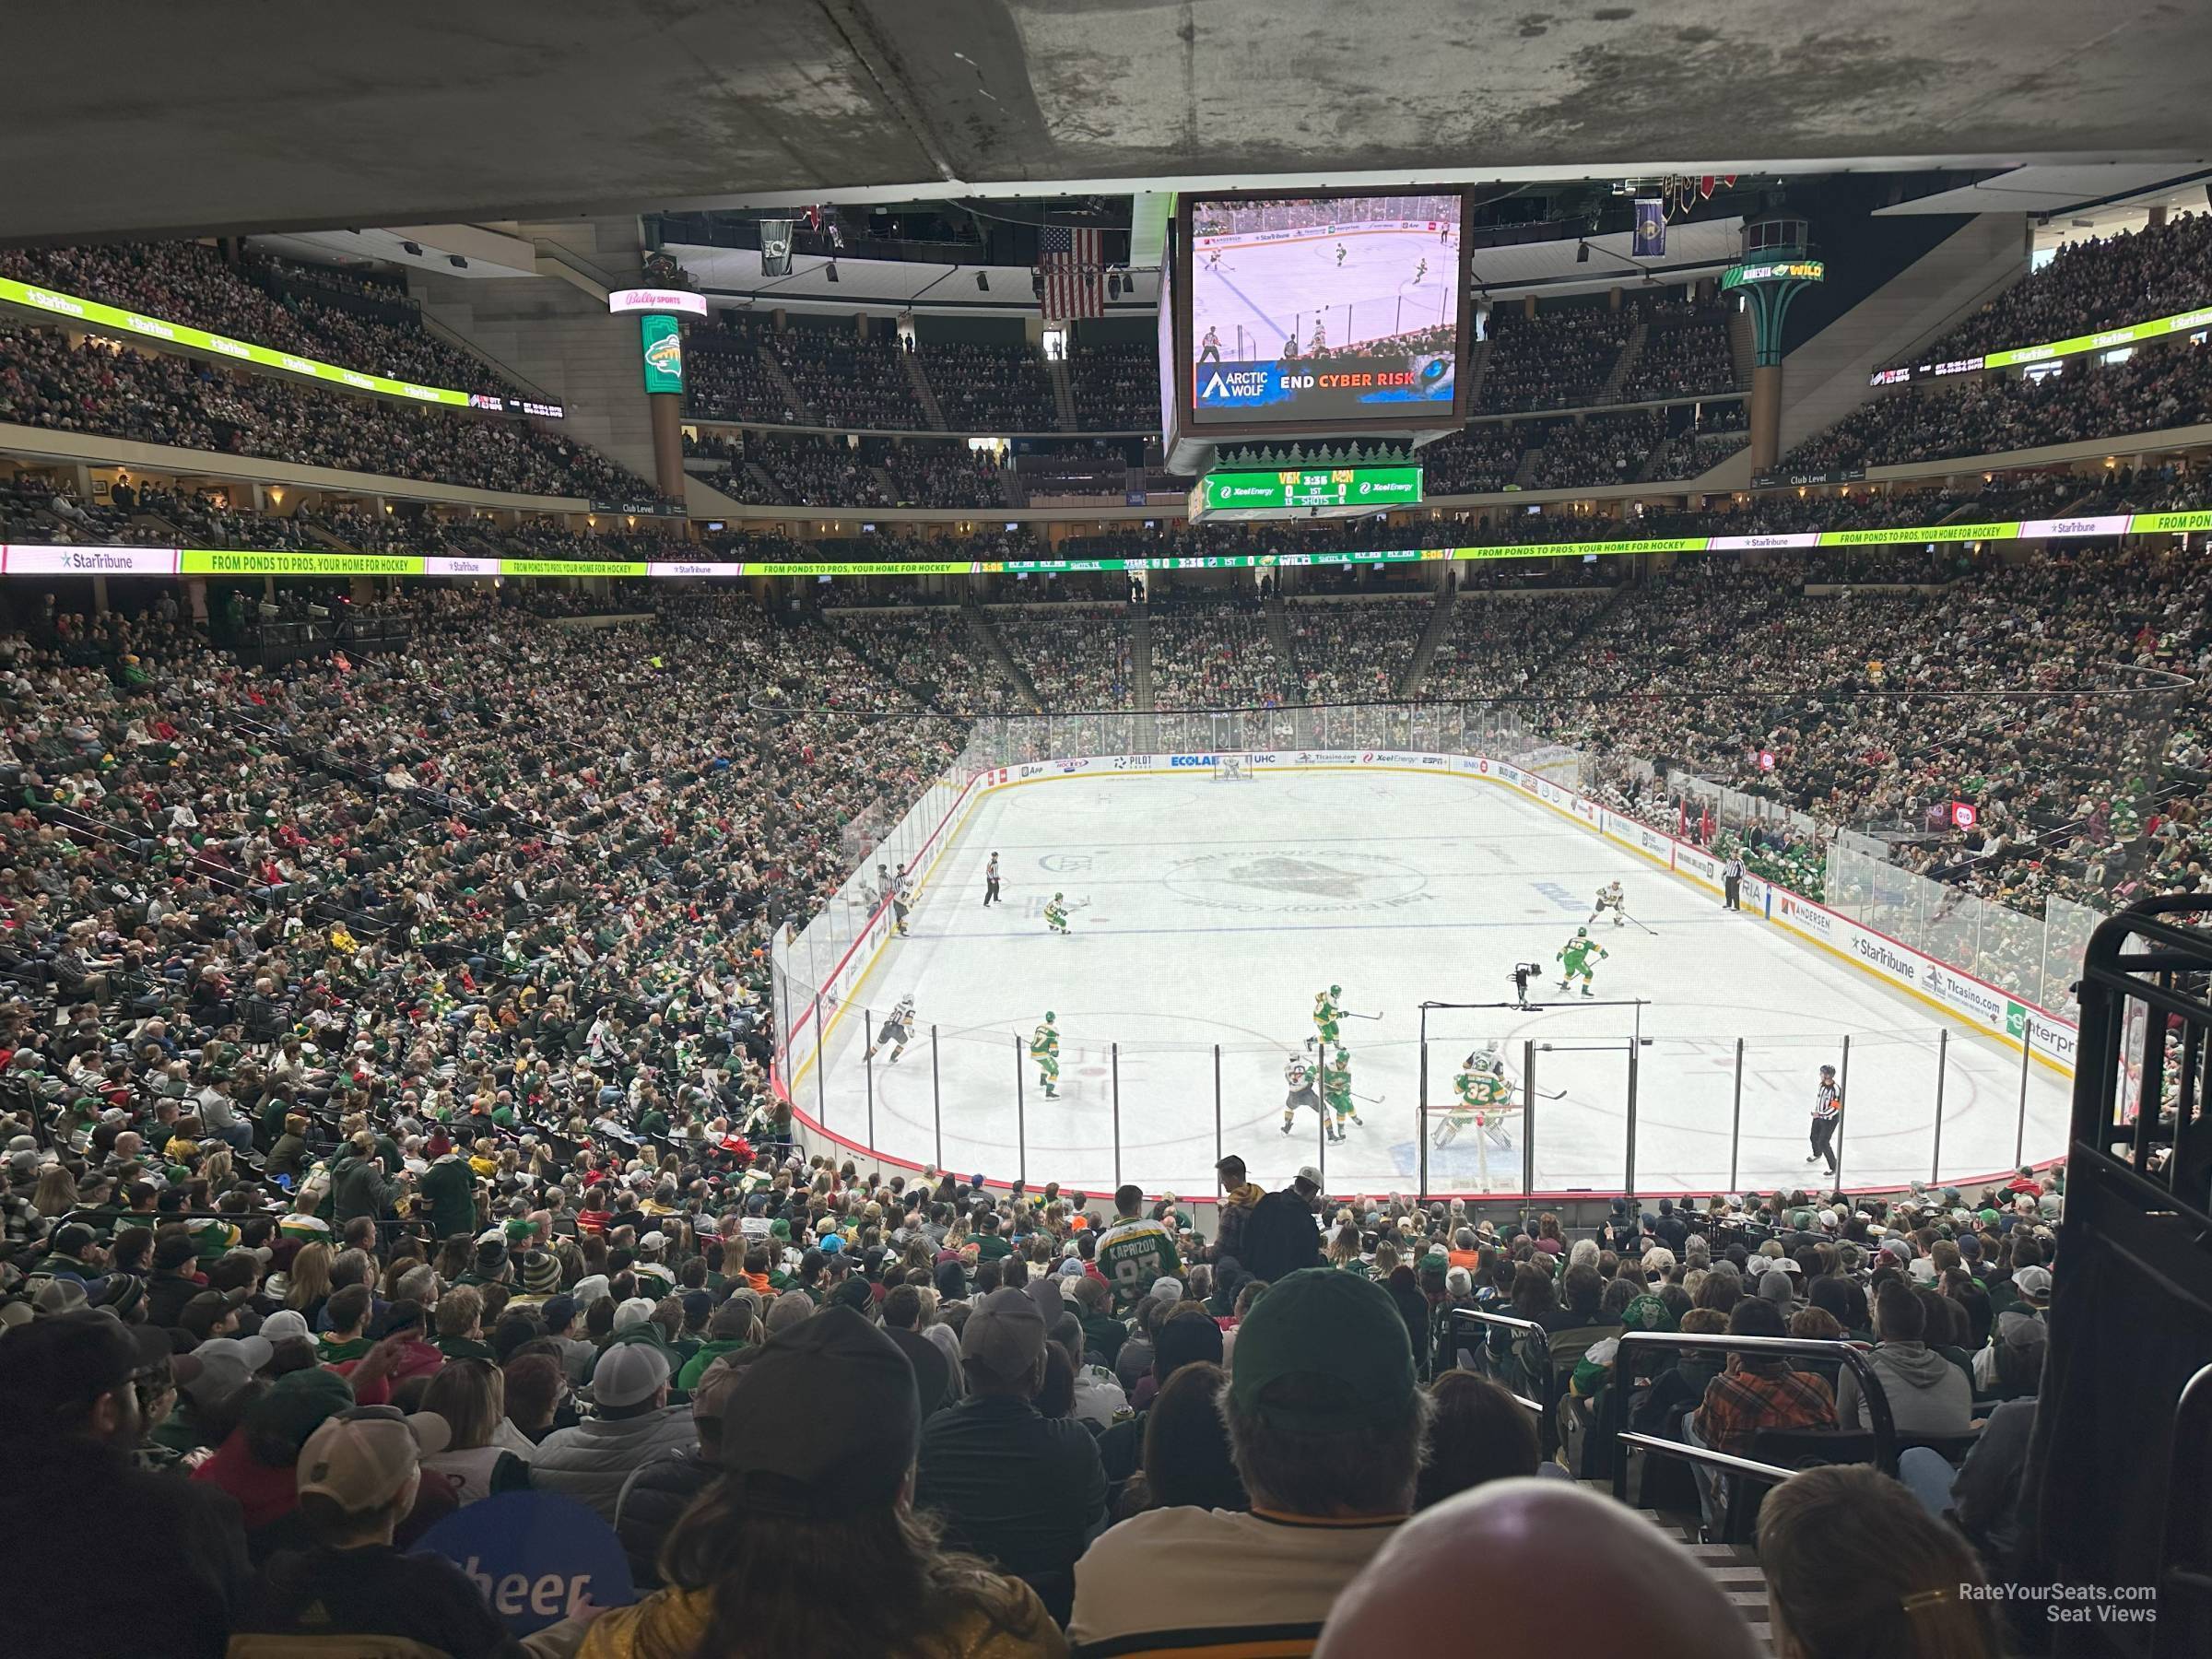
[1280,1051,1326,1135]
[1590,881,1627,928]
[865,994,916,1065]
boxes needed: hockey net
[1210,754,1254,782]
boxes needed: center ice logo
[1165,849,1428,915]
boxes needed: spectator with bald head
[1313,1477,1767,1659]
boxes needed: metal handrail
[2156,1362,2212,1658]
[1600,1330,1900,1498]
[1445,1305,1600,1424]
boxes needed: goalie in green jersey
[1030,1012,1061,1098]
[1045,893,1071,935]
[1435,1044,1515,1149]
[1556,927,1608,997]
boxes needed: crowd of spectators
[1479,304,1635,412]
[1912,212,2212,363]
[992,605,1135,711]
[0,972,2064,1659]
[878,441,1007,510]
[0,242,513,398]
[1148,593,1289,710]
[825,606,1027,714]
[1412,424,1526,495]
[920,343,1061,433]
[1524,414,1666,490]
[1620,310,1740,405]
[1283,598,1430,703]
[1784,337,2212,473]
[772,327,931,432]
[1068,342,1156,430]
[0,324,653,501]
[682,322,807,427]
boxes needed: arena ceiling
[6,0,2212,243]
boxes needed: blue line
[911,912,1732,942]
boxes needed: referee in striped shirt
[1807,1064,1842,1175]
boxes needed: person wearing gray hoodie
[1835,1281,1973,1437]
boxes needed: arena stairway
[1046,355,1079,430]
[756,346,817,425]
[1129,605,1157,750]
[1396,582,1457,697]
[1259,593,1316,744]
[959,603,1044,712]
[1600,320,1648,405]
[902,352,950,431]
[1575,1480,1774,1650]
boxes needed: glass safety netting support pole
[1015,1034,1027,1190]
[1834,1034,1852,1189]
[1930,1030,1948,1184]
[813,994,827,1131]
[865,1010,875,1151]
[1112,1043,1122,1192]
[1728,1038,1744,1194]
[1213,1045,1223,1202]
[932,1026,943,1170]
[1522,1039,1537,1196]
[1417,1040,1430,1203]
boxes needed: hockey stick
[1350,1088,1387,1105]
[1341,1010,1383,1022]
[1618,911,1659,937]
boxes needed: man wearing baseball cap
[533,1339,697,1524]
[1069,1267,1431,1655]
[0,1312,250,1658]
[232,1406,599,1655]
[915,1286,1106,1624]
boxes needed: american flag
[1037,223,1104,320]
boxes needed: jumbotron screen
[1183,192,1466,427]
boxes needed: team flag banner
[0,506,2197,582]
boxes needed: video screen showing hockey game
[1187,192,1464,424]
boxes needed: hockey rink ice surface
[806,770,2072,1198]
[1194,229,1453,355]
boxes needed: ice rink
[1194,227,1455,357]
[801,769,2072,1198]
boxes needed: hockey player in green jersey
[1323,1044,1359,1138]
[1556,927,1608,997]
[1030,1012,1061,1098]
[1045,893,1071,935]
[1312,985,1343,1048]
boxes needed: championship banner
[1631,199,1665,259]
[759,218,794,277]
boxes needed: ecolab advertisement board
[960,748,2079,1077]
